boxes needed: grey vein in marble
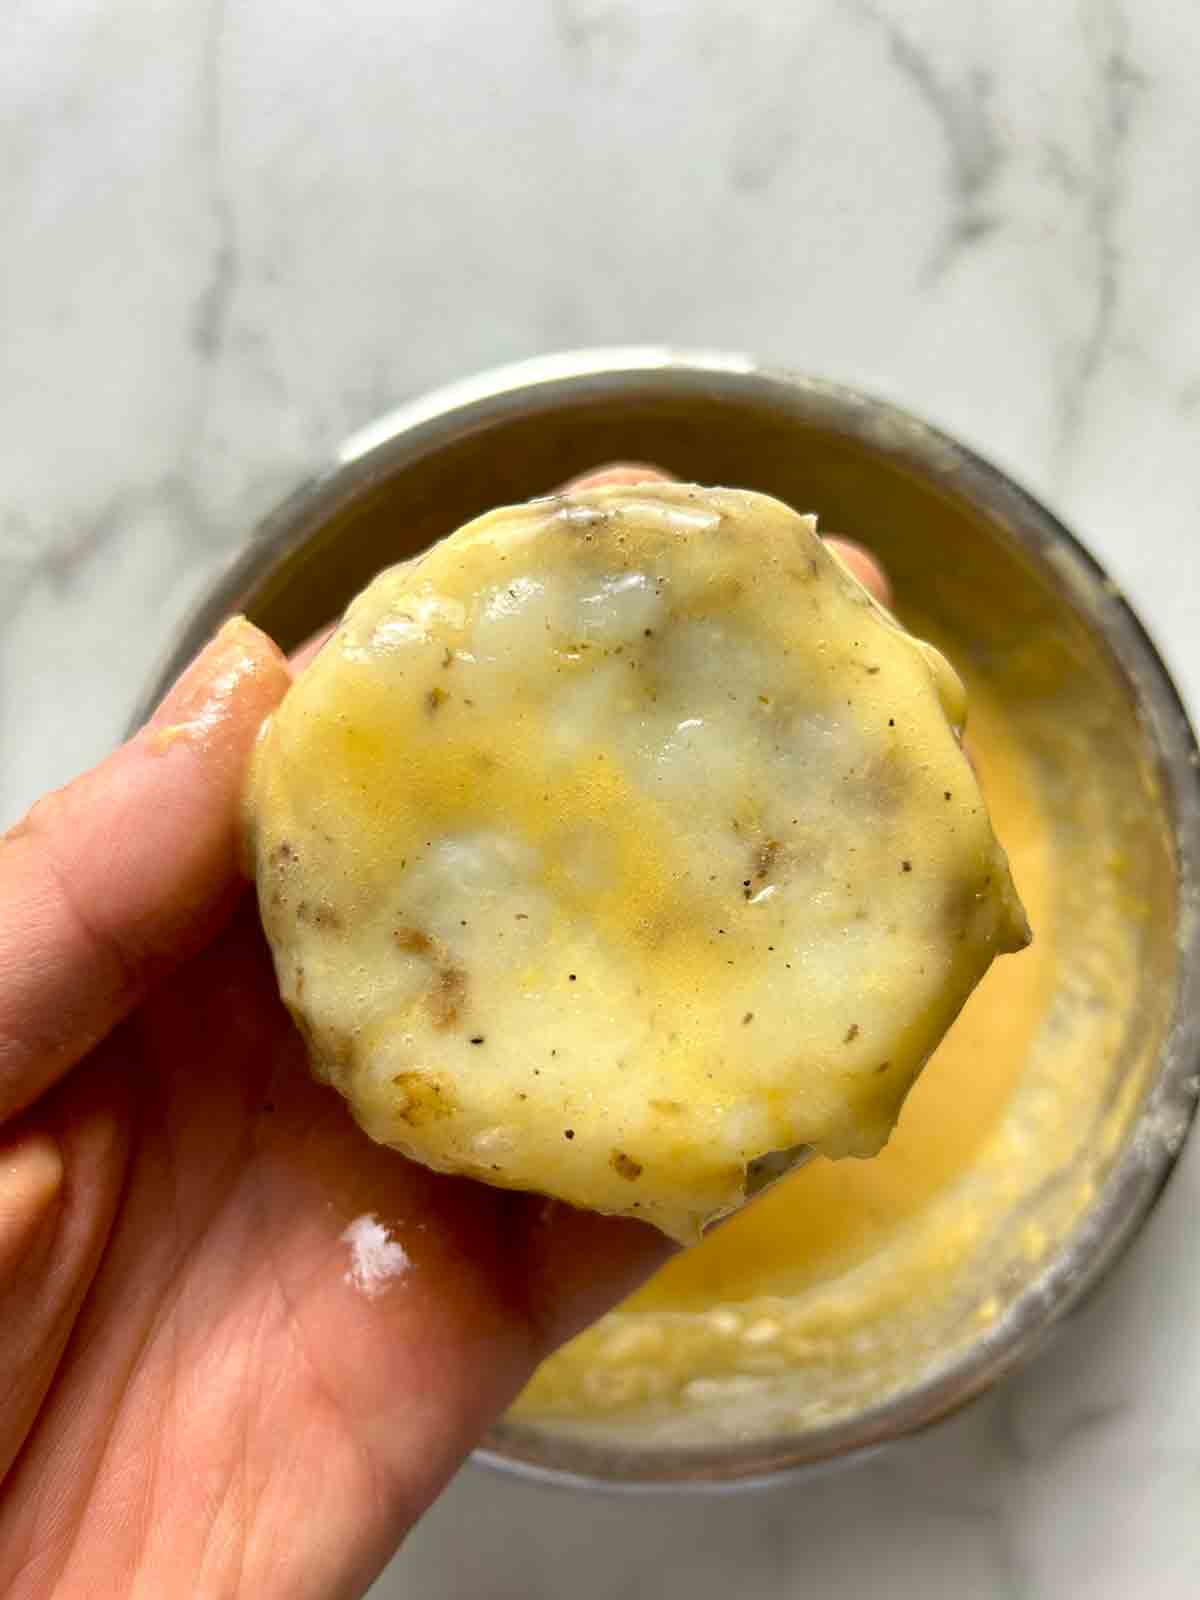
[854,0,1005,280]
[728,121,795,197]
[551,0,637,72]
[1050,0,1145,472]
[191,0,239,363]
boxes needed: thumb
[0,618,291,1124]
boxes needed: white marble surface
[5,1,1199,1595]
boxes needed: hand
[0,467,887,1600]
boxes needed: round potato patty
[246,484,1029,1242]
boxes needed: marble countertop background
[5,2,1199,1595]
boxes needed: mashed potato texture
[246,484,1028,1241]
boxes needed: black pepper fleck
[564,1129,575,1140]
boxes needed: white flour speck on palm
[341,1213,410,1298]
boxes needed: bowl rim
[135,346,1200,1491]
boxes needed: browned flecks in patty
[426,686,448,714]
[394,926,469,1029]
[610,1150,643,1181]
[844,1022,859,1043]
[742,837,780,899]
[266,839,298,904]
[754,838,779,882]
[429,963,467,1029]
[296,899,343,931]
[390,1071,457,1126]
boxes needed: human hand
[0,466,887,1600]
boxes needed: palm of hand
[2,903,659,1599]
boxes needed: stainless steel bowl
[135,348,1200,1489]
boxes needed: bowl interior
[155,358,1198,1485]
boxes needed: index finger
[0,619,291,1124]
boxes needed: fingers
[0,1050,132,1485]
[0,1135,62,1297]
[0,1129,67,1484]
[825,536,892,607]
[0,619,291,1124]
[290,625,334,673]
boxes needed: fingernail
[0,1132,65,1277]
[145,617,284,749]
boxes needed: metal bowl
[135,348,1200,1488]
